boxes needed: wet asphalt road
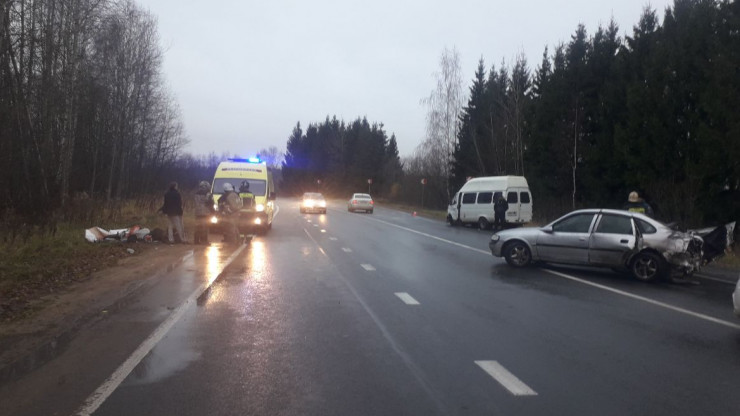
[4,198,740,415]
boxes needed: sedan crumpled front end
[658,232,704,276]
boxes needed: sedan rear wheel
[631,252,663,282]
[504,241,531,267]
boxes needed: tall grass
[0,197,173,320]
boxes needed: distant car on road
[300,192,326,214]
[348,193,374,213]
[489,208,707,282]
[733,277,740,317]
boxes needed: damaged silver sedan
[488,209,718,282]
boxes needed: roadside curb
[0,249,197,386]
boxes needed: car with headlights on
[300,192,327,214]
[348,193,374,213]
[489,209,706,282]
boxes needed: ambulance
[211,157,276,234]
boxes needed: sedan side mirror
[541,225,554,233]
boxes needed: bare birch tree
[419,46,464,201]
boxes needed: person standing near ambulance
[218,182,242,243]
[159,182,186,243]
[239,180,255,210]
[193,181,215,244]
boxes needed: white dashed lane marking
[320,229,326,233]
[361,264,376,271]
[394,292,420,305]
[475,361,537,396]
[329,237,338,241]
[342,248,352,253]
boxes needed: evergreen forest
[1,0,739,231]
[282,0,740,226]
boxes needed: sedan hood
[493,227,543,239]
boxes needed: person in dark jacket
[193,181,215,245]
[623,191,654,218]
[159,181,185,243]
[493,193,509,231]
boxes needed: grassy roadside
[0,204,176,322]
[376,200,447,221]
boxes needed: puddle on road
[124,306,201,386]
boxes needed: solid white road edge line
[474,360,537,396]
[74,243,249,416]
[543,269,740,330]
[694,273,736,285]
[363,212,738,330]
[395,292,420,305]
[361,264,376,271]
[362,216,490,255]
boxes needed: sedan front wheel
[504,241,531,267]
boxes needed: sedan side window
[636,219,657,234]
[595,214,633,235]
[552,213,595,233]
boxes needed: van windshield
[213,178,266,196]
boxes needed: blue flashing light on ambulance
[211,157,276,235]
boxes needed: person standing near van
[193,181,215,244]
[160,182,185,243]
[218,182,242,243]
[493,193,509,231]
[623,191,654,217]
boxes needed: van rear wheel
[478,217,490,230]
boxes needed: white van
[447,176,532,229]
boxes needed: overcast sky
[136,0,674,159]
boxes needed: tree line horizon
[282,0,740,226]
[1,0,737,232]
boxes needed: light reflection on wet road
[89,199,740,416]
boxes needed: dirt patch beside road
[0,242,196,382]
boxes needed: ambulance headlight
[256,204,265,212]
[319,200,326,207]
[254,218,262,225]
[210,216,218,224]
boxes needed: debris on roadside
[84,225,151,243]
